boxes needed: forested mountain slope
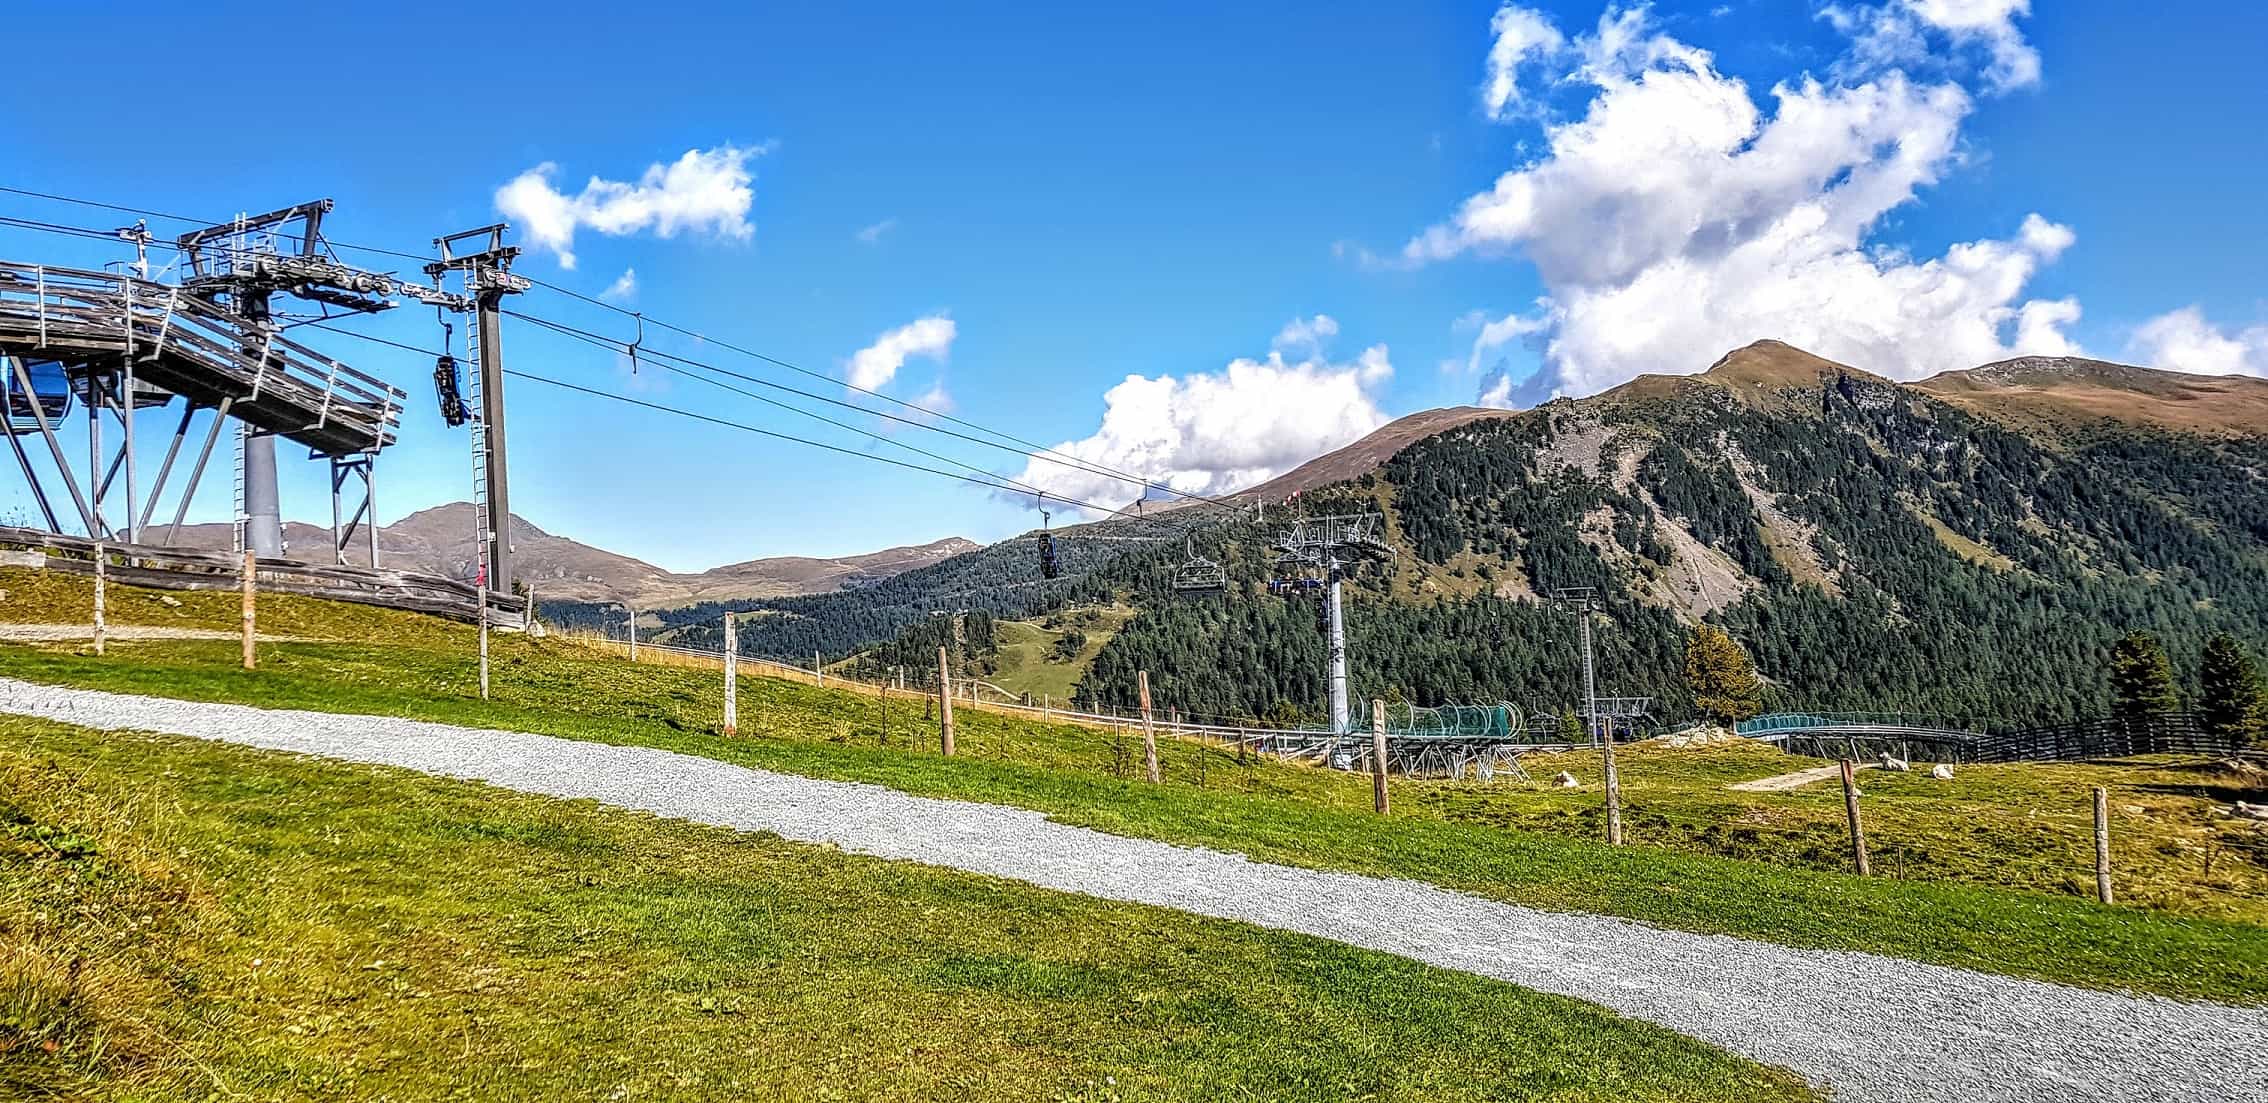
[1077,342,2268,728]
[663,340,2262,730]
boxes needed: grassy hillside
[986,605,1134,703]
[5,568,2265,1003]
[3,719,1814,1101]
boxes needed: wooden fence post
[91,540,106,656]
[937,646,956,756]
[876,677,889,746]
[240,549,257,671]
[476,585,490,699]
[627,604,638,661]
[1840,758,1870,876]
[2094,786,2114,905]
[815,651,823,688]
[1138,670,1160,783]
[1371,698,1390,815]
[722,612,738,736]
[1601,715,1624,846]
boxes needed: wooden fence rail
[0,525,523,628]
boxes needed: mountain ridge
[709,338,2263,731]
[170,502,978,606]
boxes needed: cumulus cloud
[1831,0,2041,93]
[846,315,956,393]
[599,268,637,302]
[1010,323,1393,512]
[2129,308,2268,378]
[496,145,761,269]
[856,217,898,244]
[1416,4,2083,404]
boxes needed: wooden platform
[0,260,403,456]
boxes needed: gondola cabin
[2,357,73,434]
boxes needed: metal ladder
[231,423,248,554]
[464,320,491,591]
[464,315,492,696]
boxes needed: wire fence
[538,624,2268,918]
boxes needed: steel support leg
[364,456,378,567]
[135,401,198,536]
[86,370,106,537]
[11,357,96,533]
[1,364,60,530]
[164,398,232,546]
[121,358,138,544]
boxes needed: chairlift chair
[433,353,469,427]
[1172,533,1226,595]
[1037,507,1060,579]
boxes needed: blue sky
[3,1,2264,570]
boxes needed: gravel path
[1729,761,1873,792]
[4,677,2262,1103]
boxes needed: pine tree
[1684,624,1762,724]
[2108,632,2181,718]
[1557,708,1585,743]
[2199,633,2266,746]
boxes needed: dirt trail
[1729,761,1874,792]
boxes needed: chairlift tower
[1551,586,1649,845]
[1271,512,1391,734]
[424,226,528,597]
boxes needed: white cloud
[1011,324,1394,512]
[1271,314,1340,357]
[1483,5,1566,119]
[856,217,898,244]
[846,315,956,392]
[1829,0,2039,93]
[1410,3,2085,403]
[496,145,761,269]
[1465,308,1552,375]
[2130,307,2268,378]
[599,267,637,302]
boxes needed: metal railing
[0,260,404,454]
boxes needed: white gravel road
[3,676,2262,1103]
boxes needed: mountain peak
[1598,340,1878,408]
[1701,340,1876,387]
